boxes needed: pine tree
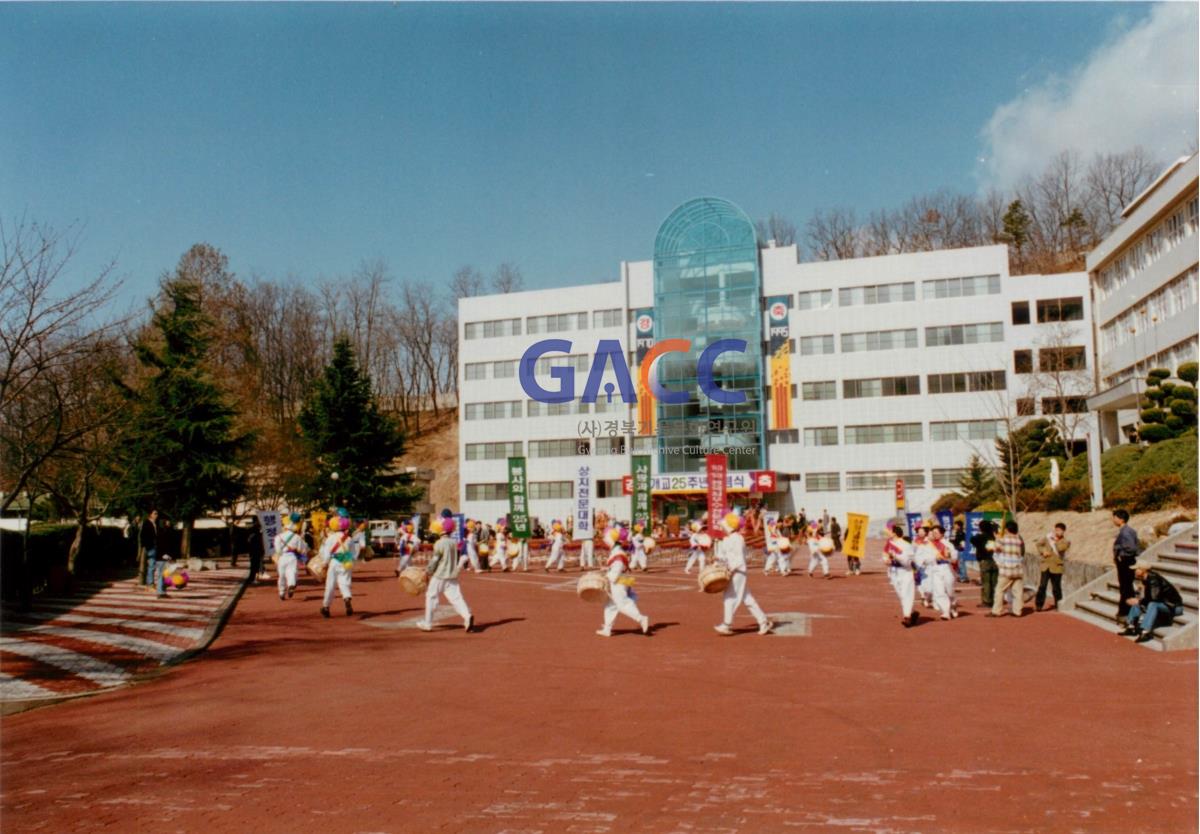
[957,454,997,506]
[297,338,418,516]
[121,268,251,558]
[1002,200,1031,255]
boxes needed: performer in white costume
[684,521,707,574]
[420,517,474,633]
[883,524,919,627]
[806,524,830,578]
[491,520,508,572]
[597,526,650,637]
[273,512,308,600]
[928,524,960,620]
[911,523,937,610]
[763,520,783,576]
[397,522,418,572]
[713,513,774,636]
[579,530,597,569]
[544,521,567,572]
[320,515,355,618]
[629,524,648,571]
[458,520,482,573]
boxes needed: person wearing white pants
[684,522,706,574]
[928,525,959,620]
[420,517,474,633]
[397,524,417,572]
[491,525,508,571]
[806,528,829,578]
[629,526,648,571]
[320,520,355,618]
[579,534,596,569]
[713,514,773,636]
[511,538,530,571]
[911,526,938,609]
[458,522,482,573]
[597,527,649,636]
[273,514,308,600]
[883,524,918,627]
[544,522,566,571]
[763,522,782,575]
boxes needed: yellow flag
[845,513,869,559]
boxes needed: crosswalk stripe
[0,638,129,686]
[3,611,205,641]
[8,626,180,662]
[0,672,59,700]
[2,602,207,622]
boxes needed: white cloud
[979,3,1198,189]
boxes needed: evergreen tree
[957,454,997,506]
[121,267,251,558]
[297,338,418,516]
[1002,200,1031,255]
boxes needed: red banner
[706,454,728,537]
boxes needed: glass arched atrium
[652,197,766,473]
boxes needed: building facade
[458,197,1095,530]
[1085,153,1199,469]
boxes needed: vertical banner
[574,465,592,541]
[507,457,531,539]
[935,510,953,535]
[631,455,652,528]
[895,478,906,513]
[765,296,793,430]
[706,453,728,536]
[633,309,656,436]
[763,510,780,529]
[964,511,985,561]
[453,513,466,553]
[905,512,924,540]
[844,513,869,559]
[257,511,281,558]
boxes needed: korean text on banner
[706,453,728,536]
[765,296,793,430]
[631,455,652,528]
[844,513,869,559]
[936,510,953,535]
[574,465,592,541]
[507,457,531,540]
[905,512,925,540]
[257,511,281,558]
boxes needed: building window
[530,438,591,458]
[932,468,969,489]
[1016,398,1036,416]
[529,481,573,500]
[464,362,488,381]
[631,436,656,454]
[803,426,839,446]
[926,322,1004,347]
[597,479,625,498]
[534,353,590,374]
[465,483,509,501]
[930,420,1005,442]
[593,308,623,329]
[838,282,916,307]
[1042,397,1088,414]
[768,429,799,444]
[493,361,516,378]
[1038,346,1087,372]
[806,472,841,492]
[923,275,1001,299]
[840,329,919,353]
[846,470,925,490]
[527,312,588,334]
[927,371,1006,394]
[1036,297,1085,323]
[465,318,521,339]
[464,401,522,420]
[465,441,523,461]
[844,423,923,444]
[801,380,837,400]
[1014,350,1033,374]
[1012,302,1030,325]
[799,334,835,355]
[843,376,920,398]
[594,436,627,456]
[796,289,833,310]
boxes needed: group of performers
[882,518,961,627]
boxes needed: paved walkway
[0,562,246,706]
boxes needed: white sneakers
[639,616,650,635]
[714,621,774,636]
[595,628,612,637]
[713,623,734,635]
[417,622,434,632]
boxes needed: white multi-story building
[458,197,1096,530]
[1086,153,1199,467]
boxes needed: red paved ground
[2,542,1196,833]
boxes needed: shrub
[1045,482,1091,512]
[1139,424,1175,444]
[1105,473,1188,513]
[1153,512,1199,537]
[1148,367,1171,383]
[973,500,1007,513]
[1016,488,1046,512]
[1179,361,1198,386]
[931,492,972,515]
[1101,444,1145,493]
[1062,453,1089,483]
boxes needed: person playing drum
[419,516,474,633]
[629,523,648,572]
[713,513,774,636]
[544,520,567,572]
[320,514,356,618]
[763,519,785,576]
[597,526,650,637]
[491,519,508,572]
[273,512,308,601]
[684,521,706,574]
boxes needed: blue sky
[2,3,1193,305]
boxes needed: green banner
[507,457,531,539]
[631,455,652,528]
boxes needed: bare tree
[450,266,485,300]
[1084,147,1163,238]
[755,212,798,249]
[491,262,524,294]
[1026,322,1096,459]
[804,207,861,261]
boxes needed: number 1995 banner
[765,296,793,430]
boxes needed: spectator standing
[1035,523,1070,611]
[989,520,1025,618]
[971,519,998,608]
[248,517,264,582]
[1111,510,1139,620]
[140,509,168,598]
[952,520,968,583]
[1121,559,1185,643]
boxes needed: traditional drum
[778,537,791,552]
[576,571,610,603]
[308,556,328,580]
[818,536,835,554]
[478,543,490,556]
[398,566,428,596]
[697,533,713,549]
[698,563,732,594]
[642,537,657,553]
[507,542,519,557]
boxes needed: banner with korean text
[631,455,651,528]
[844,513,869,560]
[706,453,728,536]
[574,465,592,540]
[765,296,793,430]
[507,457,531,539]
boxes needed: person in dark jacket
[140,509,169,597]
[1121,560,1185,642]
[970,519,998,608]
[248,517,265,582]
[952,520,969,583]
[1111,509,1139,619]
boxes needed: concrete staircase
[1060,525,1198,651]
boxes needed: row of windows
[927,370,1006,394]
[464,308,629,340]
[923,274,1001,299]
[465,479,634,502]
[929,420,1006,442]
[1099,268,1198,355]
[1011,297,1084,325]
[799,419,1010,447]
[527,312,590,335]
[798,273,1003,310]
[464,318,522,340]
[1096,196,1199,302]
[463,401,523,420]
[926,322,1004,347]
[465,440,524,461]
[843,375,920,399]
[839,282,916,307]
[530,438,591,458]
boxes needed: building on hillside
[1085,154,1199,490]
[457,197,1096,530]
